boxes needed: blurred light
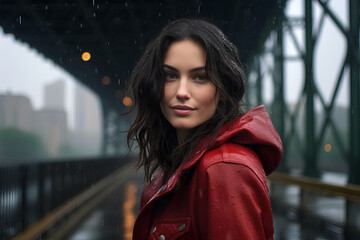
[123,96,133,107]
[123,182,137,240]
[82,52,91,61]
[324,144,332,152]
[102,76,111,85]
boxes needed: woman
[127,19,282,240]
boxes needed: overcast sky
[0,0,350,128]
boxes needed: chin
[171,121,196,130]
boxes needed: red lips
[171,105,195,115]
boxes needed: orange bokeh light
[102,76,111,85]
[324,144,332,152]
[123,96,133,107]
[82,52,91,61]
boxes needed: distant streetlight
[102,76,111,85]
[82,52,91,61]
[324,144,332,152]
[123,96,133,107]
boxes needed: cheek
[162,83,175,103]
[199,87,218,107]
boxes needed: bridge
[0,0,359,239]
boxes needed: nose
[176,77,190,101]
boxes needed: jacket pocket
[151,217,191,240]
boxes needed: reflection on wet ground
[68,169,144,240]
[68,170,354,240]
[273,213,344,240]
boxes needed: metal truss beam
[101,103,130,156]
[348,0,360,184]
[303,0,319,177]
[246,0,360,184]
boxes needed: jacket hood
[187,105,283,175]
[214,105,282,175]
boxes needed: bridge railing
[268,172,360,239]
[0,156,132,240]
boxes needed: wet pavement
[68,169,144,240]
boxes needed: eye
[164,72,178,81]
[193,74,209,82]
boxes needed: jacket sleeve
[193,156,274,240]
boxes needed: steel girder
[246,0,360,184]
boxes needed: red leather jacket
[133,105,283,240]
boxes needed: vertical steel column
[348,0,360,184]
[304,0,319,177]
[274,2,287,172]
[101,101,129,156]
[255,56,263,106]
[101,102,109,155]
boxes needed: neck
[176,129,191,145]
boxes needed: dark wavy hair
[127,18,247,181]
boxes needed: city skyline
[0,78,102,158]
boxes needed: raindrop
[118,79,121,84]
[19,16,21,24]
[69,58,72,62]
[197,5,201,14]
[45,5,48,10]
[125,2,128,7]
[134,40,137,44]
[93,12,96,17]
[95,68,98,74]
[93,0,95,6]
[97,5,100,9]
[159,12,161,17]
[140,33,143,38]
[80,23,83,28]
[107,41,110,45]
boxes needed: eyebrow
[163,64,206,73]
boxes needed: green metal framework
[246,0,360,184]
[101,104,130,156]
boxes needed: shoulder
[200,143,263,172]
[197,143,268,190]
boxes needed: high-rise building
[32,109,67,157]
[44,79,65,110]
[0,92,68,158]
[73,83,101,155]
[74,83,101,134]
[0,93,34,131]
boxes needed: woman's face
[160,40,219,142]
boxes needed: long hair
[127,18,247,182]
